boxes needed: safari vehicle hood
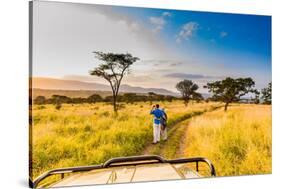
[32,155,216,188]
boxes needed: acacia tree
[34,96,46,105]
[261,82,272,104]
[254,90,260,104]
[89,52,139,113]
[87,94,103,104]
[204,77,257,111]
[176,80,201,106]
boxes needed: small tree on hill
[261,82,272,104]
[122,93,137,104]
[176,79,201,106]
[254,91,260,104]
[51,95,68,110]
[51,95,72,104]
[34,96,46,105]
[87,94,103,104]
[204,77,257,111]
[89,52,139,113]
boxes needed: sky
[32,1,271,93]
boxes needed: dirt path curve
[143,106,222,159]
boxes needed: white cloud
[176,22,199,43]
[149,11,171,33]
[33,2,182,90]
[34,3,251,92]
[220,31,228,38]
[149,17,165,32]
[162,12,172,17]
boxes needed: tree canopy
[261,82,272,104]
[87,94,103,103]
[89,52,139,112]
[176,79,201,106]
[204,77,257,111]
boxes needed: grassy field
[143,105,222,158]
[30,101,271,184]
[183,104,272,176]
[30,101,219,179]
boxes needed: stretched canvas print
[29,0,272,188]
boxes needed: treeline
[175,78,271,111]
[86,51,272,113]
[33,92,179,105]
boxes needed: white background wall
[0,0,280,188]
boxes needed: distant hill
[31,77,179,97]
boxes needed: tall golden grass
[31,101,218,179]
[184,104,272,176]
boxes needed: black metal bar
[166,157,216,176]
[32,155,216,188]
[103,155,166,168]
[196,161,199,172]
[33,164,102,188]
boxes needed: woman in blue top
[161,108,168,141]
[150,104,164,144]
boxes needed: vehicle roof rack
[31,155,216,188]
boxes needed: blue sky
[115,6,271,70]
[33,2,271,93]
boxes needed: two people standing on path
[150,104,168,144]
